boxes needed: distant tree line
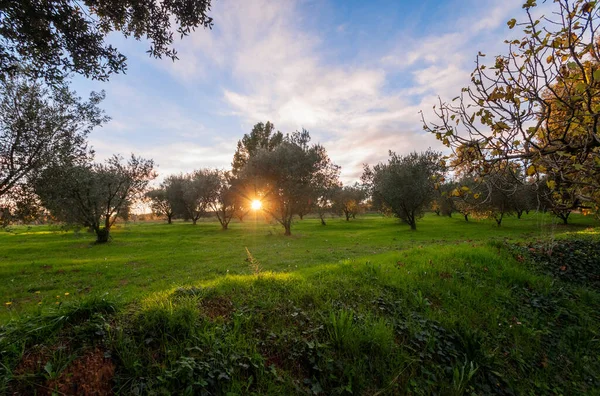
[361,149,578,230]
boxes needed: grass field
[1,213,599,394]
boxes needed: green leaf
[575,82,587,92]
[507,19,517,29]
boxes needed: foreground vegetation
[1,214,599,394]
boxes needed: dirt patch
[118,279,129,287]
[45,348,115,396]
[41,265,52,271]
[13,346,114,396]
[14,346,53,376]
[200,295,234,320]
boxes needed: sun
[251,200,262,210]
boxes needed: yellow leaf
[547,180,557,189]
[527,165,536,176]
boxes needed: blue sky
[72,0,526,184]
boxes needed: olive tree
[0,72,106,199]
[209,170,241,230]
[177,169,220,225]
[363,150,444,230]
[313,163,342,226]
[240,130,337,236]
[35,154,155,242]
[476,171,517,226]
[333,185,365,221]
[147,174,186,224]
[450,165,532,226]
[314,186,337,226]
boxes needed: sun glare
[251,200,262,210]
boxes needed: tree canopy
[232,122,283,175]
[422,0,600,216]
[0,72,107,199]
[35,154,155,242]
[0,0,214,83]
[333,185,365,221]
[363,150,444,230]
[175,169,221,225]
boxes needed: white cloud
[89,0,535,184]
[183,0,523,182]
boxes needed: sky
[72,0,527,184]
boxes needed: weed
[245,247,262,275]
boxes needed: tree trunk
[464,214,469,222]
[410,221,416,230]
[222,223,228,230]
[284,223,291,236]
[192,218,198,225]
[517,210,523,219]
[167,215,172,224]
[495,214,503,227]
[345,212,350,221]
[299,213,304,220]
[319,214,326,226]
[95,227,110,243]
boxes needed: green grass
[0,213,599,394]
[1,212,596,318]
